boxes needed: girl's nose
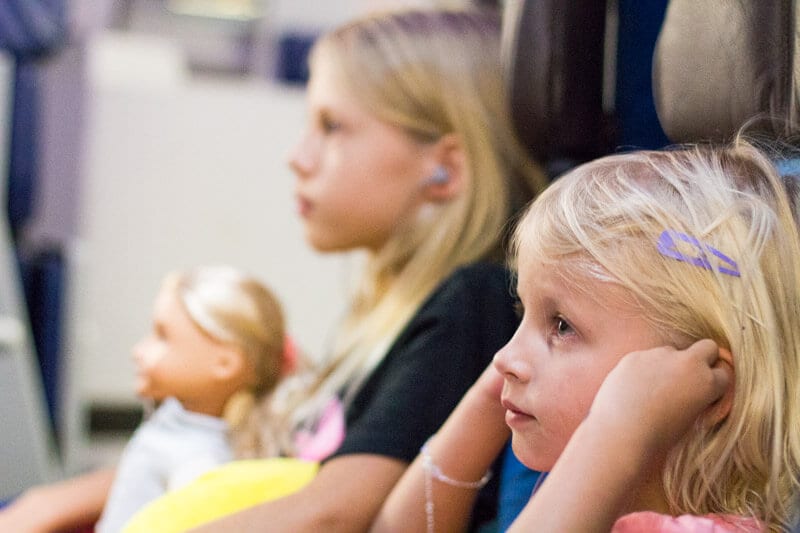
[493,334,532,383]
[288,131,320,179]
[131,339,149,365]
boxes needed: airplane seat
[652,0,799,145]
[500,0,610,180]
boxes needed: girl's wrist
[577,413,649,480]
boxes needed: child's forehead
[152,284,180,315]
[515,242,580,291]
[515,253,640,319]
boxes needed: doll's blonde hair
[270,7,546,450]
[166,266,289,458]
[513,138,800,530]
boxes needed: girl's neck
[178,391,231,418]
[621,466,671,517]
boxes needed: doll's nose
[131,339,153,366]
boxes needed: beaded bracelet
[420,436,492,533]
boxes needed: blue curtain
[0,0,66,436]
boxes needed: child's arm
[507,339,731,533]
[0,467,115,533]
[371,363,510,533]
[188,365,509,533]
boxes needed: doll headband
[657,229,740,277]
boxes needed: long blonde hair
[272,7,546,452]
[513,139,800,530]
[167,266,289,458]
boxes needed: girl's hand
[588,339,733,457]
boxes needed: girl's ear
[704,346,735,426]
[211,345,248,384]
[421,133,467,203]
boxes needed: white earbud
[423,166,449,186]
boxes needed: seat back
[653,0,799,143]
[501,0,609,174]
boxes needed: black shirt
[330,261,520,529]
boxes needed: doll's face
[288,58,436,253]
[493,251,664,472]
[132,285,235,414]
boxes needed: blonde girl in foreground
[375,139,800,532]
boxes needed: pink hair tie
[282,336,299,375]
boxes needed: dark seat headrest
[501,0,608,163]
[653,0,799,143]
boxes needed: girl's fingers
[687,338,721,365]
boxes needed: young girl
[374,139,800,532]
[190,7,546,533]
[95,265,294,533]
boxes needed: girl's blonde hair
[513,138,800,530]
[165,266,289,458]
[271,7,546,451]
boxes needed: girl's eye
[319,113,341,134]
[554,317,573,337]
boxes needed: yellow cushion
[122,458,318,533]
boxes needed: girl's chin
[133,383,158,402]
[510,434,555,473]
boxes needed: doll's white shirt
[96,397,232,533]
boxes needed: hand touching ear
[589,339,733,457]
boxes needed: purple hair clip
[656,230,740,277]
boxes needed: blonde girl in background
[194,6,546,533]
[375,139,800,532]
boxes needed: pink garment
[613,511,763,532]
[293,398,346,462]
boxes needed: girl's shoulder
[414,261,516,327]
[429,261,513,305]
[613,511,764,533]
[448,260,512,285]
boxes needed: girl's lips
[501,397,526,415]
[296,195,313,217]
[502,397,536,428]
